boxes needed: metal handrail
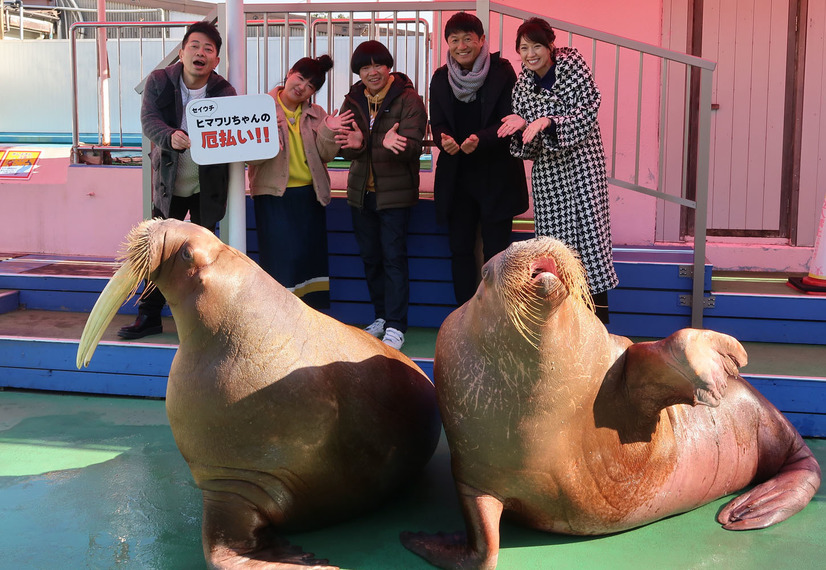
[69,20,196,163]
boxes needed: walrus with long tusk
[400,236,820,570]
[77,218,441,569]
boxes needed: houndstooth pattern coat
[510,46,618,295]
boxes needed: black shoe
[117,314,163,339]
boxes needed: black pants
[592,290,610,324]
[447,189,513,306]
[351,192,411,332]
[138,194,214,318]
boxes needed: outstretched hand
[335,120,364,150]
[522,117,553,144]
[383,123,408,154]
[325,108,354,132]
[497,114,526,138]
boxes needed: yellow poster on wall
[0,150,42,180]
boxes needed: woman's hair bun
[317,54,334,73]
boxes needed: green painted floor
[1,390,825,569]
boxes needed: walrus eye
[481,267,490,281]
[181,246,194,262]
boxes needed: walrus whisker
[498,238,594,348]
[118,219,159,303]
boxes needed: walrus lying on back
[77,218,441,569]
[401,236,820,570]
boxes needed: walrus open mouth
[500,237,594,347]
[530,257,559,298]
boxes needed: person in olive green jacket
[336,40,427,350]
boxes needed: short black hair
[444,12,484,41]
[290,54,334,90]
[350,40,394,74]
[183,21,223,55]
[515,17,556,52]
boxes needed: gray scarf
[447,41,491,102]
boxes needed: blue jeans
[351,192,411,332]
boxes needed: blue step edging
[0,290,19,315]
[744,374,826,438]
[1,336,822,437]
[0,336,435,398]
[2,195,821,343]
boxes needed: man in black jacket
[430,12,529,305]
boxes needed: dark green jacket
[339,72,427,210]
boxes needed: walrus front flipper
[622,329,748,418]
[718,433,821,530]
[201,490,336,569]
[401,482,503,570]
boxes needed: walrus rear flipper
[201,490,336,569]
[717,425,821,530]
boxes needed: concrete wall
[0,147,144,257]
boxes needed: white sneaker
[364,318,386,338]
[382,327,405,350]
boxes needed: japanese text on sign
[187,94,279,165]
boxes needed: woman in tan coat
[248,55,352,309]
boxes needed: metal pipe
[691,67,714,329]
[223,0,247,252]
[69,23,80,162]
[96,0,111,146]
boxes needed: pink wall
[498,0,662,41]
[1,147,144,257]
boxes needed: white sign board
[187,93,279,165]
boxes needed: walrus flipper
[400,482,503,570]
[717,432,821,530]
[201,490,337,569]
[623,329,748,418]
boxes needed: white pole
[222,0,247,252]
[97,0,111,146]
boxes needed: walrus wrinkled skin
[400,236,821,570]
[77,219,441,569]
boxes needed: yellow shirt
[278,97,313,188]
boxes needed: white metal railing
[69,19,199,159]
[67,1,715,326]
[14,4,167,39]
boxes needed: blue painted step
[0,289,19,314]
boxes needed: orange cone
[789,194,826,295]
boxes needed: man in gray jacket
[118,21,236,339]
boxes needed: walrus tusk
[76,262,142,368]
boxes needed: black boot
[117,314,163,339]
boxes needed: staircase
[1,198,824,436]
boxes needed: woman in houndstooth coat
[499,17,618,322]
